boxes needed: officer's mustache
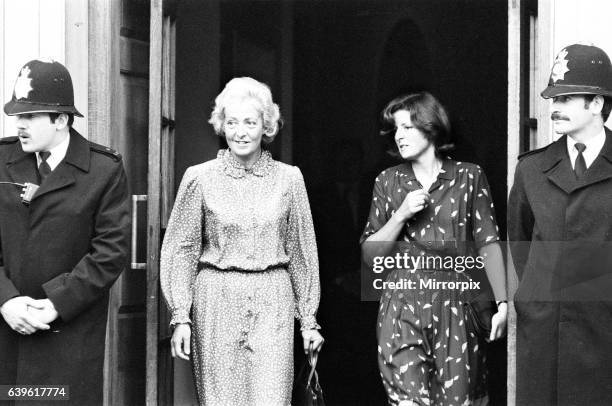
[551,112,569,121]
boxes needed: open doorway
[174,1,508,404]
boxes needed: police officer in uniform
[0,59,129,405]
[509,44,612,405]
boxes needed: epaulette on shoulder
[89,142,122,162]
[518,145,549,161]
[0,136,19,145]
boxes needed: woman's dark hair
[380,92,454,157]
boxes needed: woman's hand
[488,302,508,342]
[395,189,430,222]
[171,323,191,360]
[301,329,324,354]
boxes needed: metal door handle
[132,195,148,270]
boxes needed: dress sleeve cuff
[169,310,191,327]
[299,315,321,331]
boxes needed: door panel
[106,1,150,405]
[145,0,171,405]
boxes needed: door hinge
[161,116,175,130]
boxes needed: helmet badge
[551,49,570,83]
[14,65,33,100]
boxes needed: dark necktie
[38,151,52,183]
[574,143,587,179]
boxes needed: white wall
[542,0,612,142]
[1,0,87,138]
[553,0,612,54]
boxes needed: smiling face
[551,95,601,138]
[15,113,65,153]
[223,99,264,166]
[392,109,434,161]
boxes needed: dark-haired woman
[361,92,507,405]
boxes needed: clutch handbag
[293,344,325,406]
[463,294,495,338]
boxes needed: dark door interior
[174,1,509,404]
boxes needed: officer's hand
[27,299,59,324]
[171,323,191,361]
[0,296,50,335]
[488,302,508,342]
[396,189,430,222]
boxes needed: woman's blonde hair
[208,77,282,143]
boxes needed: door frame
[86,2,121,405]
[87,0,173,404]
[507,1,553,405]
[146,0,163,404]
[148,0,178,404]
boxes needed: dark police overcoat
[508,127,612,406]
[0,129,130,406]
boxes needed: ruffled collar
[218,148,275,179]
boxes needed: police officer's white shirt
[567,128,606,170]
[36,134,70,171]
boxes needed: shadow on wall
[377,18,433,112]
[371,17,436,184]
[305,17,436,406]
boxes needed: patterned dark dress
[361,158,500,406]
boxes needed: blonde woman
[161,77,323,405]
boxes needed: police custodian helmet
[541,44,612,99]
[3,58,83,117]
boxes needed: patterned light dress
[361,158,500,406]
[160,149,321,406]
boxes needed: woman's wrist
[299,315,321,331]
[495,301,508,313]
[301,328,318,334]
[392,210,411,224]
[169,310,191,327]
